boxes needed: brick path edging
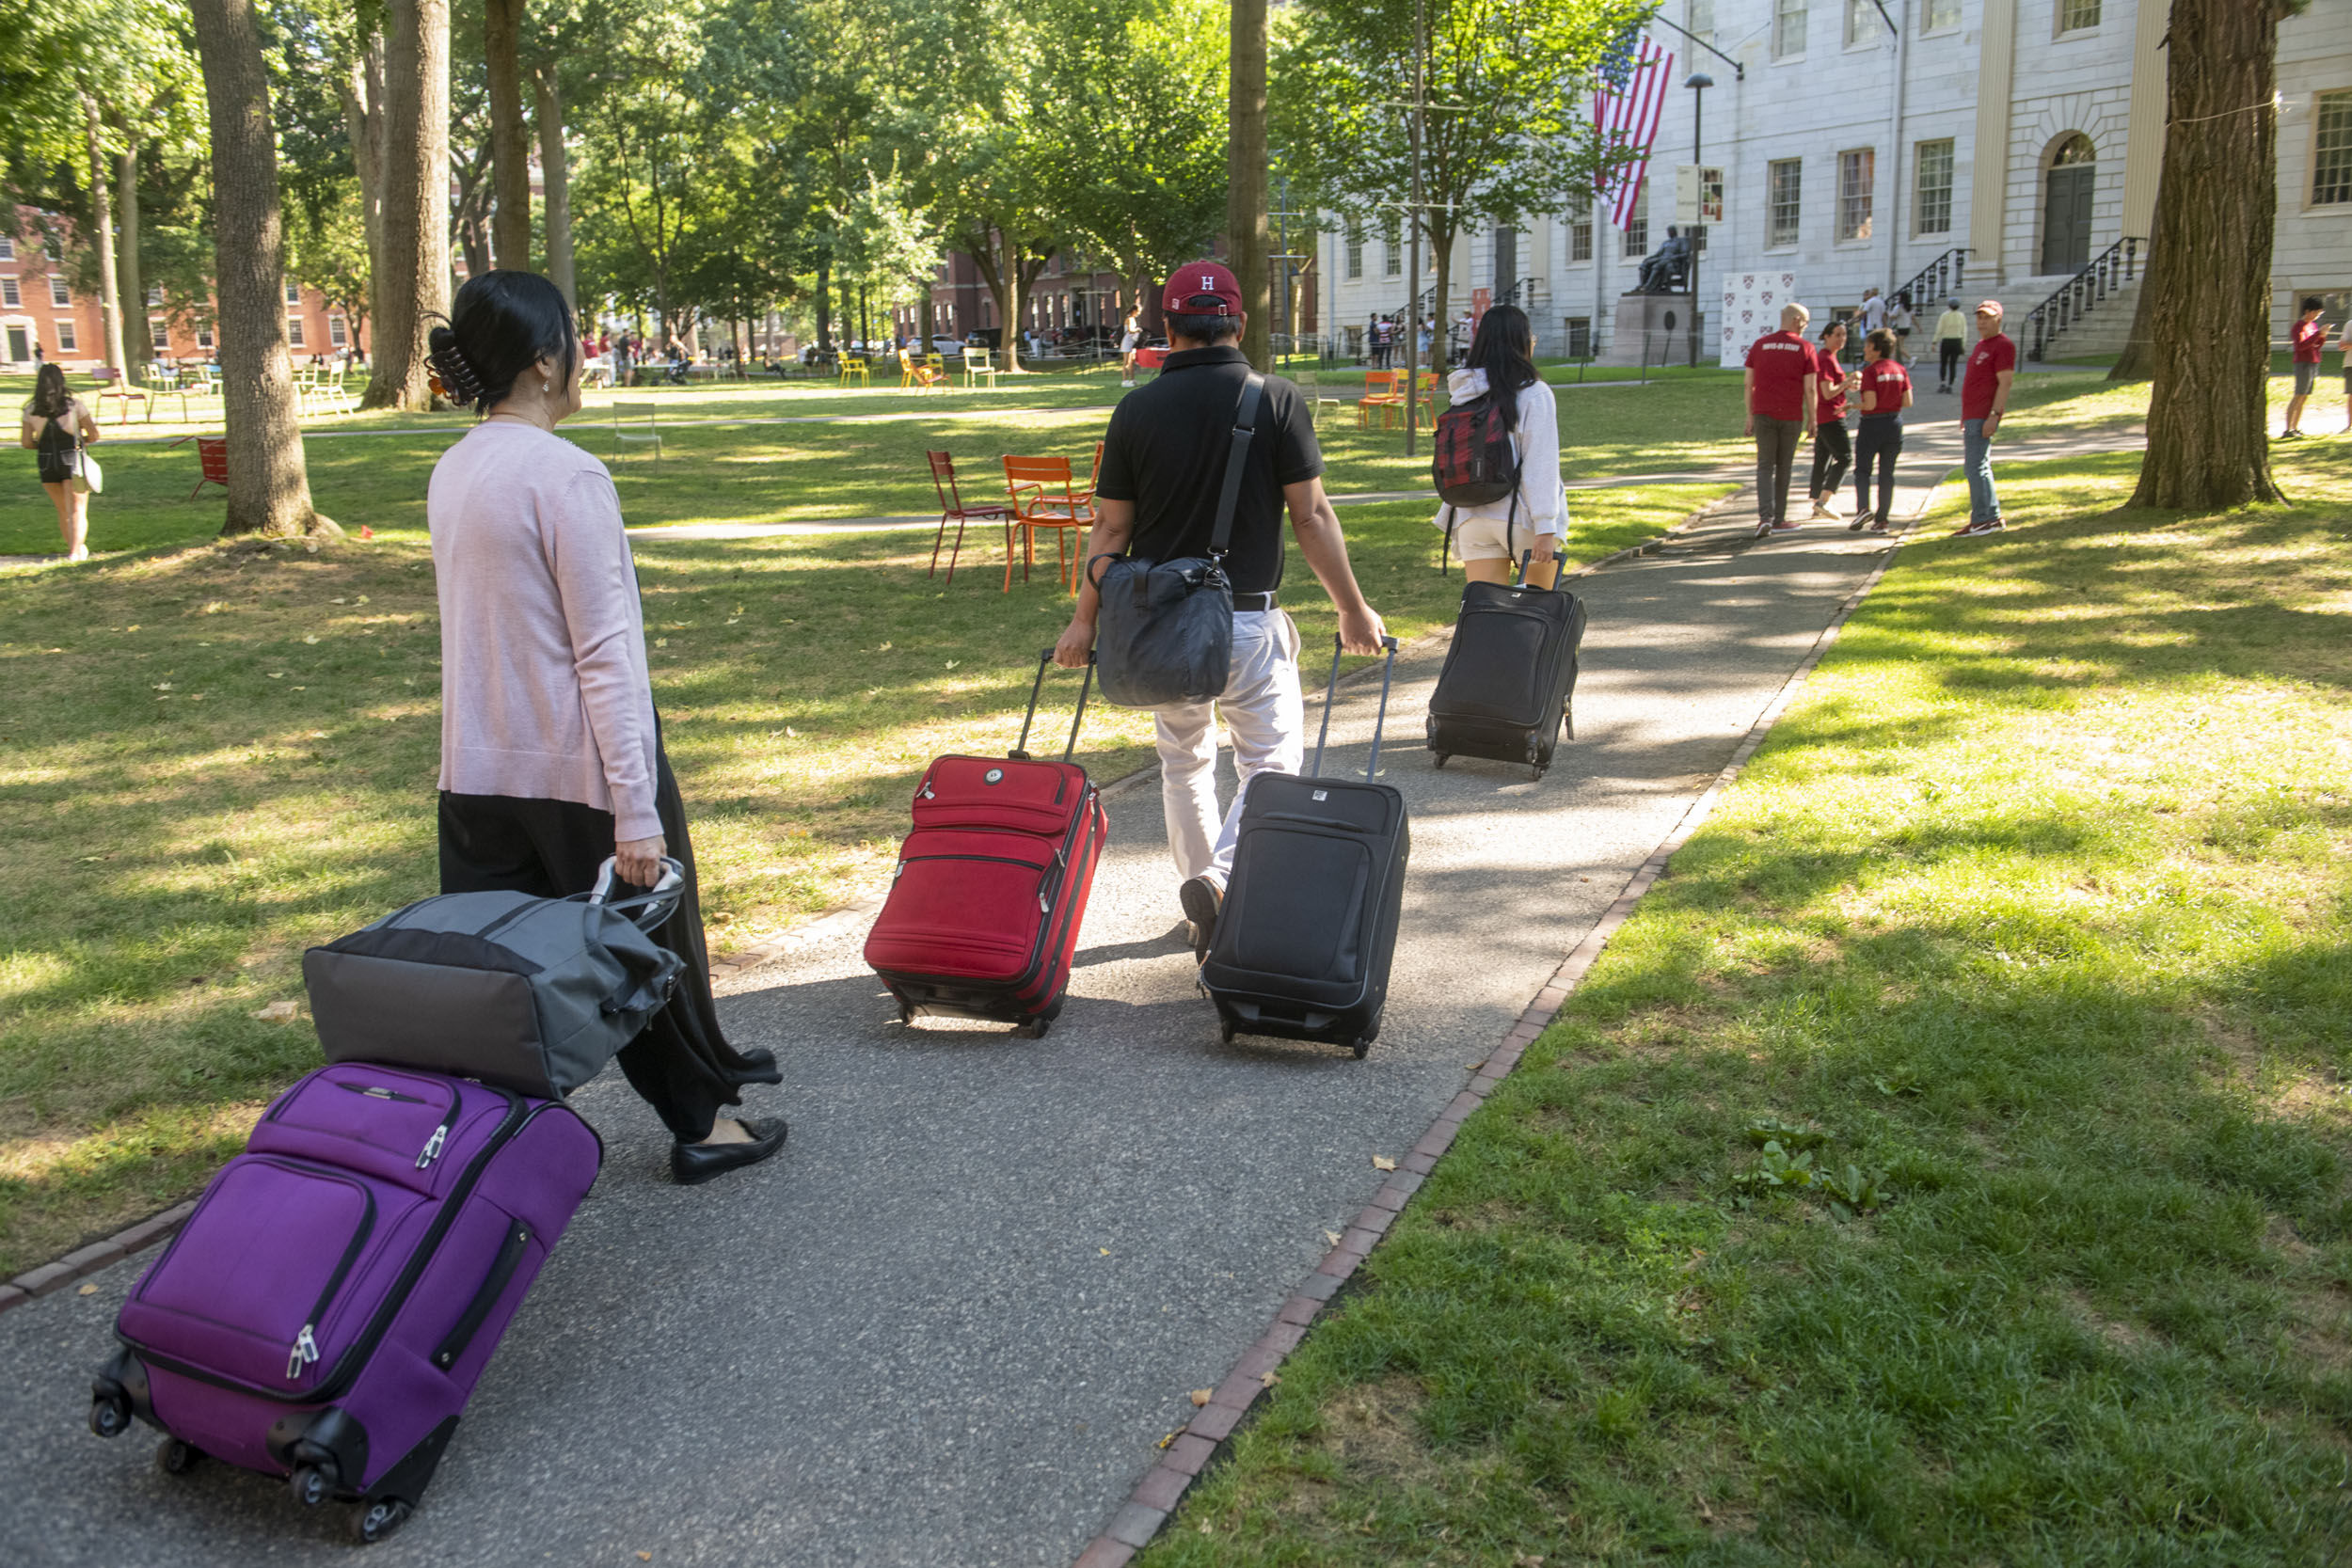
[1067,505,1922,1566]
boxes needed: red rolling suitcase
[864,651,1105,1037]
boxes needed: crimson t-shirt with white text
[1815,349,1848,423]
[2293,319,2326,364]
[1745,331,1818,422]
[1962,333,2015,420]
[1859,358,1912,419]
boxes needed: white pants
[1152,610,1303,886]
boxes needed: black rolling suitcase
[1425,551,1586,778]
[1201,636,1407,1059]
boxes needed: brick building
[1,207,354,372]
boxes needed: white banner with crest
[1719,270,1800,370]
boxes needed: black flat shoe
[732,1046,778,1074]
[671,1117,788,1185]
[1180,876,1223,963]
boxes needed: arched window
[2041,134,2096,274]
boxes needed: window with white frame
[1345,230,1363,279]
[51,277,71,306]
[198,325,214,350]
[0,277,18,308]
[1621,186,1648,258]
[0,237,12,261]
[1925,0,1960,28]
[329,315,348,347]
[55,319,76,351]
[1845,0,1879,45]
[1687,0,1713,41]
[2058,0,2099,31]
[150,317,168,350]
[288,315,305,347]
[1837,148,1875,240]
[1915,138,1955,234]
[2314,90,2352,206]
[284,279,301,306]
[1773,0,1807,58]
[1769,158,1803,246]
[1383,217,1402,276]
[1570,204,1593,262]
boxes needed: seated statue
[1635,225,1692,294]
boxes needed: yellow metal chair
[840,354,870,387]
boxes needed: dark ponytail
[1464,303,1538,432]
[425,269,578,415]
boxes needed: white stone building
[1314,0,2351,361]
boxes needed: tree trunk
[186,0,331,538]
[1431,223,1454,373]
[1227,0,1269,370]
[534,65,574,307]
[999,229,1024,372]
[2129,0,2286,508]
[81,97,129,374]
[366,0,451,411]
[340,40,389,366]
[816,253,832,351]
[485,0,532,271]
[117,146,148,369]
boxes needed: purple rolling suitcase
[87,1062,600,1543]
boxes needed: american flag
[1593,27,1673,231]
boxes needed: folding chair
[1001,454,1098,593]
[925,450,1011,586]
[612,402,661,462]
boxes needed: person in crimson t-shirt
[1851,328,1914,532]
[2282,295,2328,438]
[1955,302,2015,536]
[1742,303,1820,536]
[1806,320,1852,520]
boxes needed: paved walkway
[0,415,2138,1565]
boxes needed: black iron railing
[1499,275,1547,309]
[2025,236,2145,361]
[1894,247,1969,313]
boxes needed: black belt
[1232,592,1278,612]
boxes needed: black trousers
[1753,416,1802,524]
[1939,338,1964,387]
[1854,416,1903,523]
[1809,419,1851,499]
[437,742,779,1142]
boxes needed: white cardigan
[1428,369,1568,542]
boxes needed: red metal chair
[925,450,1010,585]
[167,434,230,499]
[1001,455,1100,594]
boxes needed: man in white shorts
[1057,261,1387,957]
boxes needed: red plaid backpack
[1431,391,1522,571]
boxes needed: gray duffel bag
[303,858,688,1099]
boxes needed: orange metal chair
[1001,454,1099,593]
[925,450,1011,585]
[1358,369,1404,429]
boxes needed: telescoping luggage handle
[586,855,688,932]
[1311,633,1402,781]
[1010,648,1095,763]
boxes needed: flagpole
[1405,0,1424,458]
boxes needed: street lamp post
[1685,71,1711,369]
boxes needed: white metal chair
[612,402,662,463]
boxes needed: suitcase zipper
[280,1167,374,1380]
[333,1082,430,1104]
[416,1120,450,1169]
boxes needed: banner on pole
[1674,166,1724,227]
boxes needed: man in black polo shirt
[1056,261,1386,957]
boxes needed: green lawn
[1140,440,2352,1565]
[0,449,1725,1275]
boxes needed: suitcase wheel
[1432,752,1449,770]
[1015,1016,1050,1040]
[897,1001,914,1026]
[87,1390,130,1439]
[290,1463,336,1509]
[155,1437,203,1477]
[1220,1021,1236,1044]
[352,1498,414,1544]
[1351,1037,1371,1060]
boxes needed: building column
[2121,0,2169,239]
[1968,0,2019,284]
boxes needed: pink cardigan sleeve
[543,470,661,842]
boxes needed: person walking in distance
[2339,311,2352,435]
[2281,296,2327,438]
[1932,297,1968,393]
[1433,304,1566,587]
[1887,292,1916,366]
[424,271,787,1185]
[20,363,99,561]
[1859,286,1886,338]
[1955,300,2015,537]
[1806,320,1853,521]
[1119,307,1144,388]
[1055,261,1387,958]
[1743,302,1819,538]
[1851,328,1913,533]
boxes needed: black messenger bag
[1089,372,1265,707]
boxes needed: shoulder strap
[1207,372,1267,561]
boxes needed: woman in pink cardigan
[425,272,786,1185]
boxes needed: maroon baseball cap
[1163,261,1243,315]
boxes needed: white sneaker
[1810,501,1841,520]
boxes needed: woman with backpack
[424,270,788,1185]
[1430,304,1565,588]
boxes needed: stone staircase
[2014,276,2142,362]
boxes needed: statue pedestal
[1597,292,1701,368]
